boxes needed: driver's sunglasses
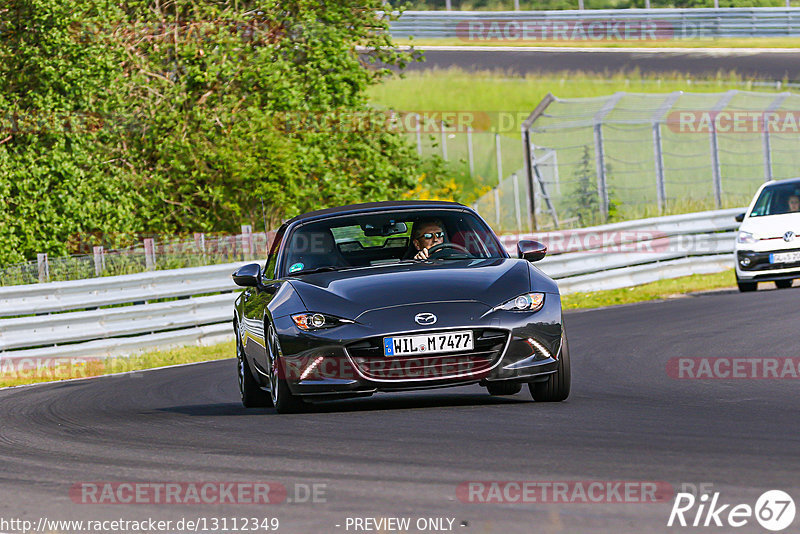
[418,231,444,240]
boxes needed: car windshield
[281,209,506,276]
[750,183,800,217]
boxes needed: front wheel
[237,329,272,408]
[267,323,306,414]
[529,330,571,402]
[775,279,794,289]
[737,278,757,292]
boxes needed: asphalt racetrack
[1,287,799,534]
[406,46,800,81]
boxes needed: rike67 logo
[668,490,795,531]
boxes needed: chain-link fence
[470,90,800,232]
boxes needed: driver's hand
[414,248,429,260]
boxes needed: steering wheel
[426,242,472,258]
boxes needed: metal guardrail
[389,8,800,39]
[0,209,742,361]
[499,207,741,290]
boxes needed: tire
[775,279,793,289]
[486,382,522,396]
[236,329,272,408]
[529,330,571,402]
[737,279,757,292]
[266,323,306,414]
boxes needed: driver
[412,219,446,260]
[789,194,800,213]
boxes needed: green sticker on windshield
[289,262,304,273]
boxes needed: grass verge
[0,341,234,389]
[401,37,800,49]
[561,268,737,310]
[368,68,786,112]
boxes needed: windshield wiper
[289,266,346,276]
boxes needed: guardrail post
[144,238,156,270]
[37,253,49,283]
[93,246,105,276]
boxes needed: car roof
[283,200,468,226]
[765,177,800,188]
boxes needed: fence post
[652,123,667,213]
[440,121,448,161]
[512,173,522,233]
[709,125,723,209]
[650,92,681,215]
[241,224,253,260]
[495,133,503,184]
[591,92,623,222]
[37,253,49,283]
[415,113,422,156]
[709,91,737,209]
[523,128,537,231]
[593,123,609,220]
[495,133,503,229]
[93,246,105,276]
[467,125,474,176]
[194,232,206,255]
[763,93,789,182]
[144,238,156,270]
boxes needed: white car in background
[735,177,800,292]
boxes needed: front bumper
[273,297,562,398]
[735,248,800,281]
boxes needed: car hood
[288,258,551,319]
[741,213,800,239]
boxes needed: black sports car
[232,200,569,413]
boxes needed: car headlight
[494,293,545,312]
[291,313,353,331]
[737,231,758,244]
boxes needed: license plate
[770,251,800,264]
[383,331,473,357]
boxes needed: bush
[0,0,450,265]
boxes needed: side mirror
[232,263,263,287]
[735,213,745,223]
[518,240,547,262]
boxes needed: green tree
[0,0,449,264]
